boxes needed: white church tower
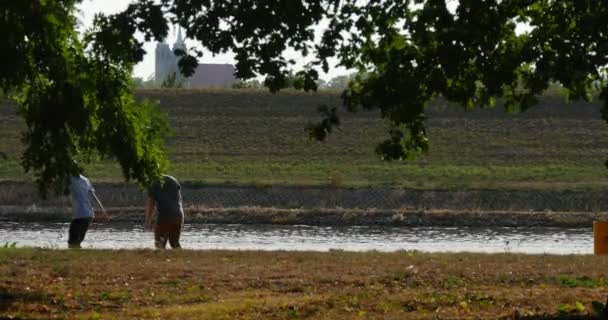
[155,27,187,87]
[155,26,236,88]
[173,27,186,53]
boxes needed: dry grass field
[1,248,608,319]
[1,89,607,190]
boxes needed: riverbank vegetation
[1,248,607,319]
[1,90,607,191]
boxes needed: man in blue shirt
[145,174,184,249]
[68,174,108,248]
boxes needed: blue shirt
[69,175,95,219]
[147,175,184,224]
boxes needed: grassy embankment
[1,89,607,190]
[1,248,608,319]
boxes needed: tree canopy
[1,0,170,195]
[2,0,608,195]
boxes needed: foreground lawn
[1,248,608,319]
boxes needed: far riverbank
[1,181,607,227]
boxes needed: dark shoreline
[1,205,604,228]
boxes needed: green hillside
[1,89,607,190]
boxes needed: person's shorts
[154,222,183,249]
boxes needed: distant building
[189,64,237,88]
[155,28,236,88]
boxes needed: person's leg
[77,218,92,245]
[154,224,168,249]
[68,218,88,248]
[168,222,182,249]
[68,219,81,248]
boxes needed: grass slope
[1,89,607,190]
[1,248,608,319]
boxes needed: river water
[0,222,594,254]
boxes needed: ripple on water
[0,221,593,254]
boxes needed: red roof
[189,64,236,88]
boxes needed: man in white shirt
[68,174,108,248]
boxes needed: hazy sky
[77,0,527,81]
[78,0,237,80]
[77,0,348,81]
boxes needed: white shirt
[69,175,95,219]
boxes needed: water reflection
[0,222,593,254]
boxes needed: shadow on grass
[0,289,50,314]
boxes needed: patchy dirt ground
[2,248,608,319]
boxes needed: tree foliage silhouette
[2,0,607,195]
